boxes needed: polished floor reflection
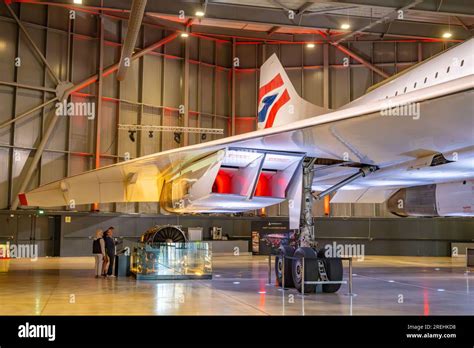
[0,255,473,315]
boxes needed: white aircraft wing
[19,40,474,222]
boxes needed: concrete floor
[0,255,473,315]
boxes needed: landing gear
[317,249,343,293]
[274,157,345,294]
[292,247,318,293]
[275,245,294,288]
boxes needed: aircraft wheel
[292,247,318,293]
[317,250,343,293]
[275,245,295,288]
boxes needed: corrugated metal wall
[0,3,451,217]
[2,211,472,257]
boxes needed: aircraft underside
[161,89,474,219]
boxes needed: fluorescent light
[73,0,82,4]
[341,23,351,30]
[442,32,452,38]
[437,288,445,292]
[388,280,395,283]
[306,43,315,48]
[181,32,189,38]
[195,10,205,17]
[233,281,240,285]
[258,291,266,294]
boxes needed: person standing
[92,229,106,278]
[103,227,116,277]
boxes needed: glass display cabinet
[131,241,212,280]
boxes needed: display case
[131,241,212,280]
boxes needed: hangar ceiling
[11,0,474,41]
[147,0,474,40]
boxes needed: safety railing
[267,253,356,296]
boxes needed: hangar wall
[0,212,472,257]
[0,2,455,217]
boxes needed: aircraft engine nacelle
[387,180,474,217]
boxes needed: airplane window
[413,82,417,88]
[446,66,450,73]
[395,91,398,96]
[424,77,427,83]
[435,72,438,78]
[461,59,464,67]
[404,87,407,93]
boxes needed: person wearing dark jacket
[92,229,106,278]
[103,227,116,277]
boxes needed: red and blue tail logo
[258,74,290,129]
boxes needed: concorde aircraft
[19,39,473,229]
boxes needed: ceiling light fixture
[443,15,452,39]
[195,10,205,17]
[306,43,315,48]
[341,8,351,31]
[73,0,83,4]
[181,32,189,38]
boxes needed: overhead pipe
[117,0,148,81]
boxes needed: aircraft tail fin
[258,53,328,129]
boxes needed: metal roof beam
[334,0,424,44]
[21,0,472,40]
[322,0,474,17]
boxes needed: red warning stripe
[264,89,290,128]
[258,74,284,104]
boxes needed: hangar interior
[0,0,473,316]
[0,0,472,256]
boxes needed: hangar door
[0,215,61,257]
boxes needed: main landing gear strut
[275,158,375,293]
